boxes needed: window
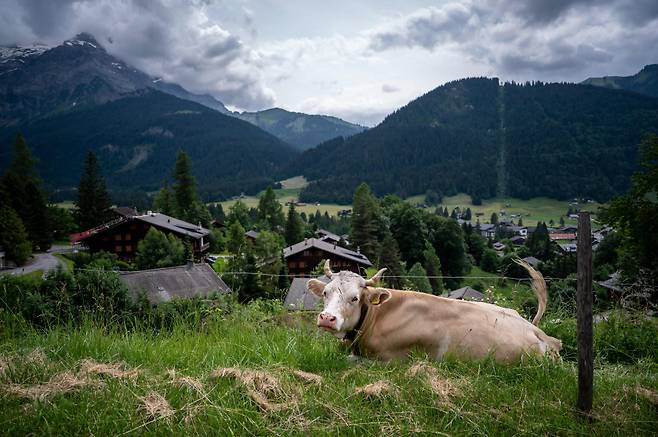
[125,245,132,252]
[115,245,122,253]
[289,261,297,269]
[298,261,306,268]
[303,250,311,257]
[125,233,131,240]
[114,234,122,241]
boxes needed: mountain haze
[236,108,366,150]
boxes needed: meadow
[1,301,656,436]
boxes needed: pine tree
[1,134,52,250]
[284,203,304,246]
[490,212,498,225]
[518,217,523,226]
[350,183,381,260]
[378,234,406,289]
[464,208,472,221]
[227,221,246,254]
[173,150,197,217]
[559,216,565,227]
[0,204,32,265]
[153,182,177,216]
[408,262,432,293]
[73,151,114,231]
[227,200,251,228]
[257,187,285,231]
[422,242,444,295]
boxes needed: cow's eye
[322,290,327,297]
[351,296,358,303]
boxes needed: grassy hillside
[1,304,656,435]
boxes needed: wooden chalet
[283,238,372,279]
[75,211,210,261]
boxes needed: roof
[597,272,623,293]
[510,235,526,243]
[479,224,496,231]
[113,206,138,217]
[521,256,541,267]
[447,286,485,301]
[119,263,231,304]
[558,243,577,252]
[283,238,372,266]
[135,212,210,239]
[245,230,260,239]
[284,275,330,310]
[550,233,577,241]
[316,229,341,242]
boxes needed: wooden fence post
[577,212,593,414]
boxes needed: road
[1,245,71,277]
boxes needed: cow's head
[307,260,389,333]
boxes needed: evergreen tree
[73,151,113,231]
[464,208,472,221]
[490,212,499,225]
[422,242,444,295]
[47,205,76,241]
[480,249,499,273]
[350,183,381,261]
[377,234,406,289]
[173,150,196,217]
[408,262,432,293]
[284,203,304,246]
[0,204,32,265]
[424,214,469,290]
[153,183,177,216]
[257,187,285,231]
[443,207,449,217]
[526,222,552,260]
[226,221,246,254]
[517,217,523,226]
[1,134,52,250]
[227,200,251,228]
[559,216,565,227]
[135,228,186,269]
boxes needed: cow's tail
[514,258,547,326]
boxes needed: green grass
[54,254,74,272]
[0,305,656,435]
[408,193,604,227]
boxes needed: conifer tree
[490,212,499,225]
[173,150,196,216]
[350,183,381,260]
[0,204,32,265]
[73,151,114,231]
[422,242,444,294]
[408,262,432,293]
[153,182,177,216]
[257,187,285,231]
[1,134,52,250]
[284,203,304,246]
[378,234,406,289]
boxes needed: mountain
[292,78,658,203]
[0,33,227,126]
[0,90,297,199]
[236,108,366,150]
[582,64,658,98]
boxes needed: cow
[307,259,561,363]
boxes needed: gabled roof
[245,230,260,239]
[447,286,485,301]
[283,238,372,266]
[479,224,496,231]
[119,263,230,304]
[135,212,210,239]
[284,275,330,310]
[521,256,541,267]
[113,206,138,217]
[316,229,341,242]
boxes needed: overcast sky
[1,0,657,126]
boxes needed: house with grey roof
[284,275,330,310]
[283,238,371,279]
[76,211,210,261]
[521,256,541,268]
[119,262,231,304]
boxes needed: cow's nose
[319,312,336,323]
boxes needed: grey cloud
[381,83,399,93]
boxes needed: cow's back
[358,289,561,363]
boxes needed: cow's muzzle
[317,312,337,331]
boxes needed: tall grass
[1,302,656,436]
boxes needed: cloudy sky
[1,0,657,126]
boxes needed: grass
[0,304,656,436]
[54,254,74,271]
[408,193,604,227]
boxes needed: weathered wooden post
[577,212,593,414]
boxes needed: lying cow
[307,259,561,363]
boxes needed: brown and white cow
[307,260,561,363]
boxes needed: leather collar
[343,303,369,345]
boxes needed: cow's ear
[307,279,326,297]
[364,288,391,306]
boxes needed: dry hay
[166,369,205,395]
[4,371,104,401]
[79,359,140,380]
[138,392,174,422]
[211,367,294,412]
[292,370,323,385]
[24,348,48,367]
[635,386,658,406]
[0,355,12,378]
[406,362,464,405]
[355,380,394,398]
[182,403,205,425]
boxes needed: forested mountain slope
[293,78,658,203]
[582,64,658,99]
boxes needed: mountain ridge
[581,64,658,98]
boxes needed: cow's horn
[323,259,333,278]
[365,268,387,286]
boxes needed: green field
[0,304,656,436]
[408,193,603,227]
